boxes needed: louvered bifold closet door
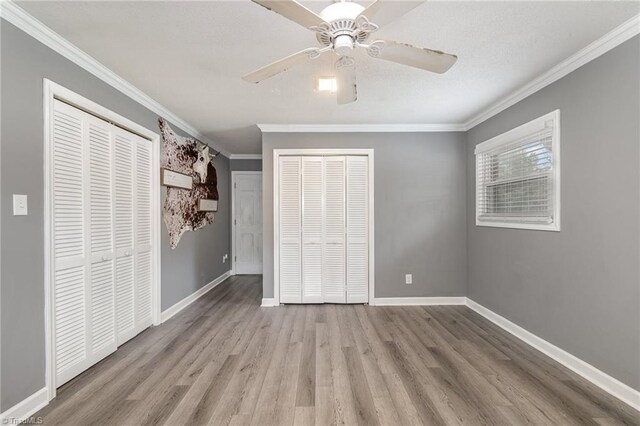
[323,157,346,303]
[52,100,91,386]
[279,157,302,303]
[113,128,136,345]
[134,136,154,332]
[346,156,369,303]
[86,114,118,364]
[301,157,324,303]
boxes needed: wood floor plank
[251,306,297,425]
[355,306,424,426]
[342,346,380,426]
[326,304,360,426]
[35,276,640,426]
[186,354,240,425]
[293,406,315,426]
[295,309,316,407]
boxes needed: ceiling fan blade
[367,40,457,74]
[357,0,424,29]
[336,58,357,105]
[252,0,327,30]
[243,48,323,83]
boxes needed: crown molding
[257,123,466,133]
[259,14,640,136]
[228,154,263,160]
[462,13,640,131]
[0,1,230,158]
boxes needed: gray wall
[0,21,231,410]
[230,159,262,171]
[262,132,468,300]
[466,36,640,390]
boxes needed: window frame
[475,110,561,232]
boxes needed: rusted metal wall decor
[159,118,219,248]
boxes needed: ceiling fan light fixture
[317,76,337,93]
[320,1,365,22]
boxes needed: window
[475,110,560,231]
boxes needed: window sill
[475,220,560,232]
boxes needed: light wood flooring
[36,275,640,425]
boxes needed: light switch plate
[13,194,28,216]
[405,274,413,285]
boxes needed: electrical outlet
[222,254,228,263]
[405,274,413,285]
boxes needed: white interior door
[323,157,346,303]
[277,154,370,305]
[86,113,117,361]
[52,100,117,386]
[279,157,302,303]
[346,156,369,303]
[302,157,324,303]
[233,172,263,274]
[51,99,156,388]
[113,128,136,345]
[134,137,154,332]
[52,100,91,386]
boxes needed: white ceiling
[17,1,640,154]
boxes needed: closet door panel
[88,122,113,258]
[52,101,89,385]
[279,157,302,303]
[89,260,115,353]
[134,137,154,330]
[87,117,117,359]
[113,130,136,344]
[115,256,135,343]
[136,251,153,326]
[301,157,323,303]
[54,266,87,385]
[52,103,86,270]
[323,157,346,303]
[346,156,369,303]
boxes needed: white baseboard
[161,270,231,323]
[0,387,48,424]
[372,297,466,306]
[261,298,278,307]
[466,298,640,411]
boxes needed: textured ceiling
[17,1,640,154]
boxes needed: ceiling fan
[242,0,457,104]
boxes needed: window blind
[475,111,559,230]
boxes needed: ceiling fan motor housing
[334,34,355,56]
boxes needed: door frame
[272,149,375,305]
[231,171,263,275]
[43,80,162,401]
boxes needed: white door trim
[231,171,263,275]
[43,79,162,402]
[272,149,375,305]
